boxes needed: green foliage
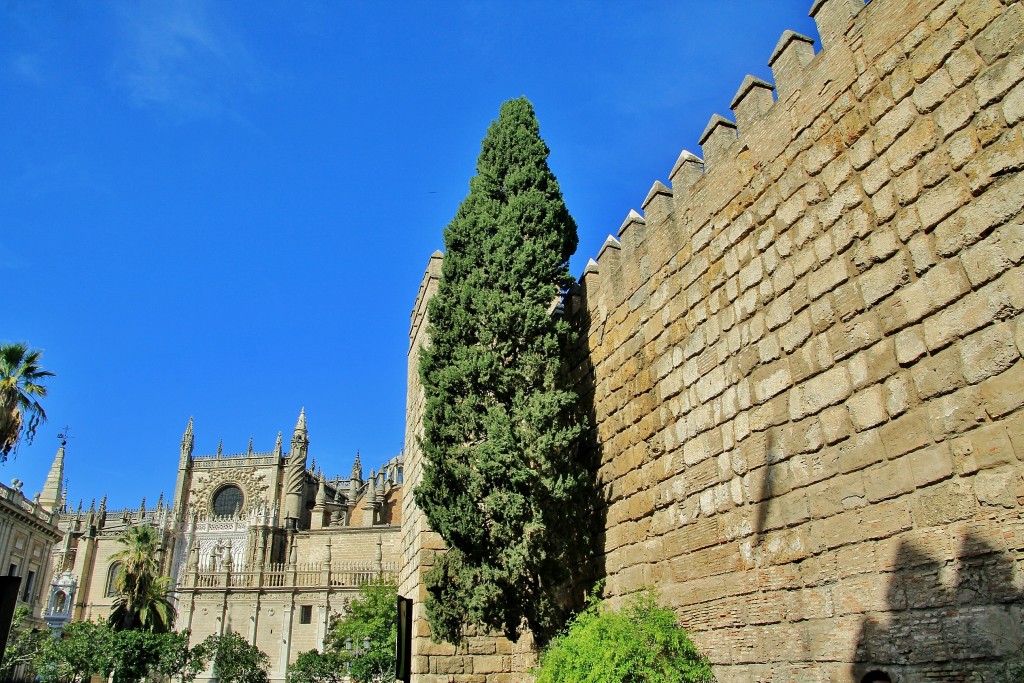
[287,649,348,683]
[201,631,269,683]
[535,590,714,683]
[0,606,47,680]
[34,622,205,683]
[108,525,175,632]
[0,342,55,461]
[415,96,591,644]
[327,580,397,683]
[36,620,115,683]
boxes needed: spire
[40,441,65,513]
[216,439,223,457]
[351,452,363,482]
[274,432,283,457]
[247,437,254,455]
[284,408,310,519]
[180,417,195,464]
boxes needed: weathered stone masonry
[402,0,1024,679]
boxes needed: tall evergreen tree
[415,97,591,644]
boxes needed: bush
[535,590,714,683]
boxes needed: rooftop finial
[352,451,363,481]
[275,431,283,456]
[181,417,195,459]
[216,439,223,457]
[247,436,254,455]
[295,407,307,433]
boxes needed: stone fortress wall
[402,0,1024,679]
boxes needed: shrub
[535,590,714,683]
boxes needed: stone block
[958,0,1008,36]
[958,322,1019,384]
[945,42,985,87]
[820,404,854,445]
[923,273,1020,351]
[864,457,915,502]
[858,496,914,542]
[974,46,1024,106]
[908,443,956,487]
[960,224,1024,287]
[884,372,912,418]
[911,344,964,399]
[934,87,977,139]
[911,17,968,83]
[916,176,971,231]
[952,422,1017,474]
[790,364,853,420]
[1004,80,1024,125]
[880,409,933,459]
[885,116,938,175]
[913,480,976,527]
[964,126,1024,194]
[947,128,980,171]
[847,385,889,432]
[874,98,920,155]
[894,326,927,365]
[829,313,884,361]
[973,466,1019,507]
[858,251,910,306]
[927,386,987,437]
[837,429,884,474]
[979,359,1024,418]
[913,69,956,113]
[974,3,1024,64]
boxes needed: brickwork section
[402,0,1024,679]
[574,0,1024,680]
[400,253,538,682]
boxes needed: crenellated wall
[402,0,1024,679]
[575,0,1024,679]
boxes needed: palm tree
[0,343,55,461]
[108,525,176,632]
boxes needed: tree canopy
[415,96,592,644]
[202,631,270,683]
[108,525,175,632]
[0,342,54,461]
[289,579,397,683]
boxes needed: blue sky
[2,1,819,509]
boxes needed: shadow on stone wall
[853,531,1023,682]
[569,284,608,609]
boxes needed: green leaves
[535,591,715,683]
[108,525,175,632]
[415,97,592,644]
[201,631,270,683]
[0,342,55,461]
[328,580,397,683]
[34,622,205,683]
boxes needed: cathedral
[42,409,403,681]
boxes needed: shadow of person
[853,530,1023,682]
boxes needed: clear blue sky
[2,1,820,509]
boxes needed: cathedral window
[213,484,245,517]
[106,563,122,597]
[300,605,312,624]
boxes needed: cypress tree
[415,97,590,644]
